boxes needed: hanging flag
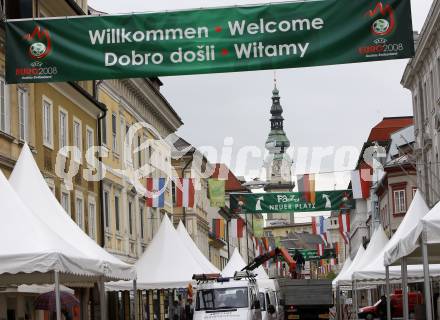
[312,216,328,246]
[351,168,371,199]
[212,219,225,239]
[208,179,225,207]
[317,244,324,257]
[339,211,350,244]
[176,178,195,208]
[262,237,270,251]
[146,178,166,208]
[297,173,316,203]
[230,218,245,238]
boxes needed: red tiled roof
[367,117,413,141]
[211,164,247,192]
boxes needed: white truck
[193,272,262,320]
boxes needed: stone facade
[401,0,440,208]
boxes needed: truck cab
[258,279,284,320]
[193,272,262,320]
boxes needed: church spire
[265,78,290,154]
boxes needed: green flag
[208,179,225,207]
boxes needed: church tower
[264,80,295,222]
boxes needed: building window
[115,195,120,232]
[104,190,110,229]
[73,118,82,161]
[101,114,107,145]
[112,113,117,152]
[0,78,9,134]
[393,189,406,214]
[137,135,142,168]
[140,207,144,239]
[86,126,94,151]
[128,202,133,236]
[61,191,70,216]
[59,108,68,150]
[88,201,96,240]
[42,97,53,148]
[76,196,84,230]
[18,88,28,141]
[172,181,176,205]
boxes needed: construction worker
[293,250,305,279]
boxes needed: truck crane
[240,247,298,277]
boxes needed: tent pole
[352,280,358,317]
[55,270,61,320]
[402,257,409,320]
[336,283,341,320]
[385,265,391,320]
[134,280,139,320]
[99,277,107,320]
[422,236,433,320]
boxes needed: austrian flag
[351,168,371,199]
[176,178,195,208]
[146,178,166,208]
[230,218,245,238]
[339,212,350,244]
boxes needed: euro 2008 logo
[367,2,395,37]
[23,26,52,60]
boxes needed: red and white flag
[230,218,245,238]
[317,244,324,257]
[175,178,195,208]
[339,212,350,244]
[351,168,372,199]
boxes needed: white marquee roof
[177,221,220,274]
[108,214,204,290]
[334,245,365,286]
[221,248,268,280]
[354,191,430,282]
[332,257,352,287]
[385,191,440,268]
[9,144,136,281]
[0,169,103,285]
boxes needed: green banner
[6,0,414,83]
[288,248,337,261]
[230,190,354,213]
[208,179,225,207]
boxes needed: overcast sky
[89,0,432,191]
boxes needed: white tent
[107,214,204,290]
[355,192,431,282]
[176,221,220,273]
[8,144,136,281]
[221,248,268,280]
[335,245,365,286]
[355,226,389,273]
[332,257,352,287]
[0,169,103,285]
[385,191,440,266]
[335,226,389,287]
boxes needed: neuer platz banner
[6,0,414,83]
[229,190,355,214]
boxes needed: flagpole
[226,218,230,260]
[245,212,250,264]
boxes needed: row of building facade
[0,0,256,274]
